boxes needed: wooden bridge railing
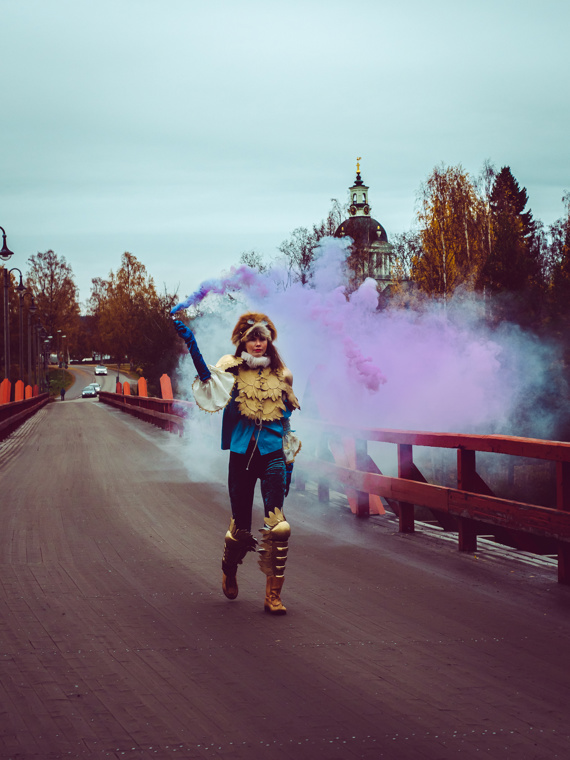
[296,422,570,584]
[97,383,570,585]
[98,391,194,435]
[0,392,50,441]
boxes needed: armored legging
[228,447,286,532]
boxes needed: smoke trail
[173,236,567,440]
[170,265,270,314]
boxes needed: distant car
[81,384,98,398]
[95,365,108,375]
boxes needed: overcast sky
[1,0,569,307]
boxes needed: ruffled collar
[241,351,271,369]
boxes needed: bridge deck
[0,396,569,760]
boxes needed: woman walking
[174,312,300,614]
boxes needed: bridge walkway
[0,399,569,759]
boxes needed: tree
[412,164,486,299]
[26,249,81,362]
[278,199,348,286]
[478,167,537,293]
[239,250,267,273]
[548,192,570,328]
[278,226,318,285]
[90,252,179,394]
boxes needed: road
[61,365,133,400]
[1,399,570,759]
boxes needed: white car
[95,365,108,375]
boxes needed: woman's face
[245,334,268,357]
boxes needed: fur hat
[231,311,277,346]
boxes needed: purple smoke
[171,265,269,314]
[174,237,562,438]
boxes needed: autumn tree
[90,252,179,393]
[412,164,486,299]
[26,249,81,362]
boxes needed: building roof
[334,215,389,247]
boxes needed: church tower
[334,159,394,291]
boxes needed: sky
[1,0,569,308]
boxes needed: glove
[284,461,294,497]
[173,319,211,382]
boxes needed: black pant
[228,447,286,532]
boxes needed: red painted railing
[98,390,193,435]
[296,422,570,584]
[0,392,50,440]
[97,379,570,584]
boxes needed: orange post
[123,382,131,396]
[15,380,24,401]
[137,377,148,397]
[160,374,173,400]
[25,385,33,399]
[1,378,11,404]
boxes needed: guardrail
[98,391,193,435]
[0,393,50,440]
[296,423,570,584]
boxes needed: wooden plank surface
[1,400,570,759]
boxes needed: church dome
[334,215,388,247]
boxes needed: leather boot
[264,575,287,615]
[221,519,257,600]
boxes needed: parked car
[81,384,98,398]
[95,365,108,375]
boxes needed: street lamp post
[23,293,36,385]
[36,326,47,391]
[1,225,16,383]
[44,336,52,392]
[9,267,28,384]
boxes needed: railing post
[355,437,370,517]
[457,449,478,552]
[557,461,570,584]
[397,443,415,533]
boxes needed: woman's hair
[234,326,285,372]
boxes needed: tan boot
[264,575,287,615]
[258,508,291,614]
[221,519,257,600]
[222,570,239,600]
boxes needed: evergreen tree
[478,167,536,293]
